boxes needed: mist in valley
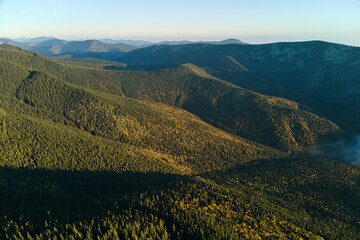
[307,135,360,164]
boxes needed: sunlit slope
[0,44,360,240]
[117,41,360,133]
[0,45,344,152]
[0,108,185,173]
[0,58,283,174]
[112,63,343,152]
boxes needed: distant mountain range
[0,38,137,56]
[13,36,56,43]
[0,37,247,57]
[100,38,246,47]
[157,38,246,46]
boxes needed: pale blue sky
[0,0,359,45]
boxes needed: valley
[0,40,359,239]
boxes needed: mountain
[14,36,56,43]
[100,38,154,47]
[100,38,246,47]
[35,39,68,48]
[0,44,284,173]
[0,44,344,152]
[60,40,137,53]
[0,38,137,58]
[0,38,32,49]
[0,37,247,59]
[158,38,247,46]
[117,41,360,135]
[0,38,17,45]
[0,44,359,239]
[215,38,247,44]
[29,38,68,55]
[117,63,344,152]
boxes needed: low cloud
[307,135,360,164]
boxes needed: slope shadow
[203,157,360,227]
[0,167,191,225]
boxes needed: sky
[0,0,359,45]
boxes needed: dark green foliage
[117,41,360,134]
[0,48,283,174]
[207,157,360,239]
[0,113,181,173]
[1,160,359,239]
[0,44,359,239]
[101,63,344,152]
[0,45,344,151]
[53,55,130,70]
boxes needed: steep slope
[0,45,343,152]
[117,64,343,152]
[0,111,183,173]
[0,57,283,173]
[3,155,359,239]
[117,41,360,134]
[205,56,273,92]
[206,157,360,239]
[0,108,6,138]
[30,38,68,55]
[1,45,360,240]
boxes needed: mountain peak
[179,63,216,79]
[216,39,247,45]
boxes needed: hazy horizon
[2,36,359,48]
[0,0,359,46]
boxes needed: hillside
[0,54,283,174]
[52,55,130,70]
[0,44,344,152]
[0,44,359,239]
[30,38,68,55]
[117,41,360,134]
[117,63,343,152]
[0,38,32,49]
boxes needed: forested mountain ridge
[0,45,344,152]
[0,43,359,239]
[118,41,360,134]
[0,37,247,59]
[0,57,284,174]
[0,38,137,57]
